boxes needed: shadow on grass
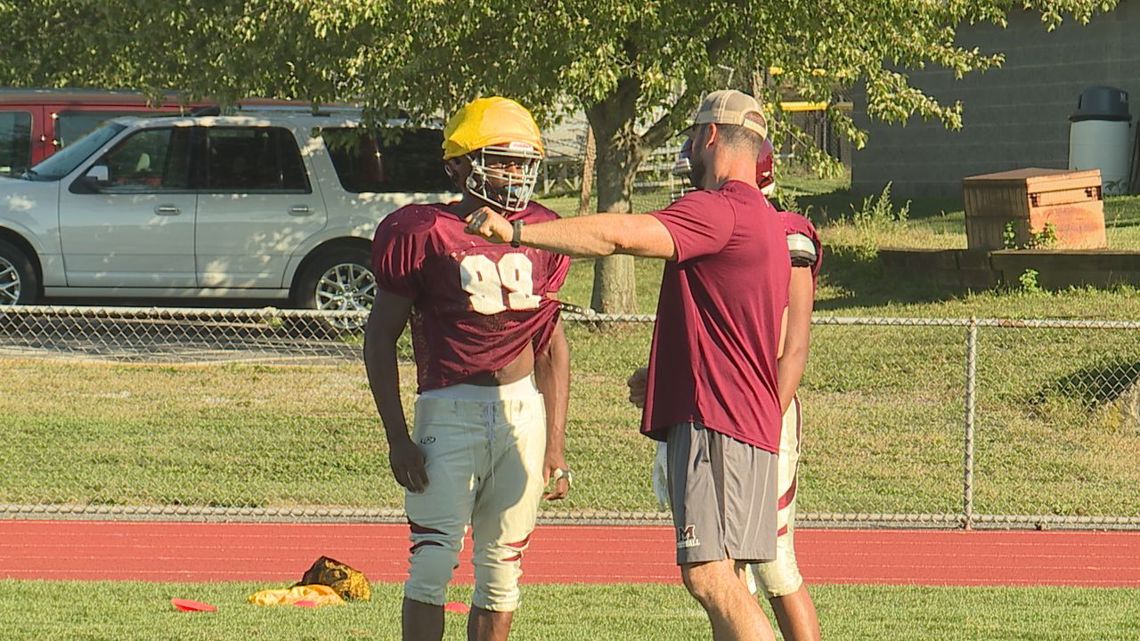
[1032,361,1140,412]
[793,189,964,224]
[1105,217,1140,231]
[814,245,967,312]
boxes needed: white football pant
[404,377,547,612]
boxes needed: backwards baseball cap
[692,90,768,139]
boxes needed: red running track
[1,521,1138,587]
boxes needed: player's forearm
[778,267,816,413]
[777,317,811,412]
[777,348,808,414]
[534,325,570,457]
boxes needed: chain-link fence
[1,305,1138,529]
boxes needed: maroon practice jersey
[371,202,570,392]
[779,211,823,281]
[643,181,790,452]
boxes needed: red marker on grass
[171,598,217,613]
[444,602,470,614]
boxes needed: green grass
[7,183,1140,519]
[4,175,1140,520]
[4,312,1139,520]
[1,580,1136,641]
[0,328,665,514]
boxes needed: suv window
[323,127,451,193]
[29,122,126,181]
[0,111,32,177]
[204,127,309,192]
[96,127,192,192]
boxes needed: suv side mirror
[85,165,110,184]
[69,165,110,195]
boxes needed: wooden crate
[962,168,1107,250]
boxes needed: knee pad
[747,546,803,598]
[470,535,530,612]
[404,534,462,606]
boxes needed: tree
[0,0,1120,311]
[577,126,597,218]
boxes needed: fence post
[963,317,978,530]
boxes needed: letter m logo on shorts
[676,524,701,550]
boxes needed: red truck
[0,89,310,177]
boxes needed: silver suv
[0,108,453,314]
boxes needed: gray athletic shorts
[666,421,778,565]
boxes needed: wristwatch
[511,220,524,248]
[552,467,573,487]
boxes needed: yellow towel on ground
[248,584,345,607]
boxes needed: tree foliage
[0,0,1119,310]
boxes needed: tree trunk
[576,125,596,218]
[585,89,643,315]
[751,67,766,101]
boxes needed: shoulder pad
[787,233,817,268]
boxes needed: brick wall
[852,6,1140,198]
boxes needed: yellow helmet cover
[442,97,544,160]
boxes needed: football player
[364,96,571,641]
[644,137,822,641]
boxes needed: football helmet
[671,138,696,199]
[442,97,544,212]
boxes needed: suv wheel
[294,247,374,332]
[0,239,38,305]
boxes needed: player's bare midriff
[462,342,535,386]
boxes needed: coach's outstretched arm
[465,207,676,260]
[363,290,428,493]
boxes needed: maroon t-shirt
[371,202,570,393]
[643,180,790,452]
[779,210,823,281]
